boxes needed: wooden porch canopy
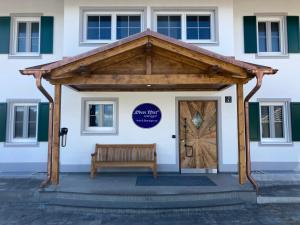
[21,29,275,91]
[20,30,277,187]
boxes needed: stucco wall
[0,0,299,172]
[234,0,300,170]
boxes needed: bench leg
[152,164,157,178]
[90,163,96,179]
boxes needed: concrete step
[38,190,256,210]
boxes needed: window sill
[255,53,289,59]
[185,40,218,45]
[8,54,42,59]
[81,130,118,136]
[259,141,293,146]
[4,142,39,147]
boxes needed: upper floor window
[257,16,287,56]
[154,10,216,43]
[157,15,181,39]
[11,17,40,55]
[82,10,144,43]
[259,101,291,144]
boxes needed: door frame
[175,97,222,173]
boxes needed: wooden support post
[236,83,247,184]
[51,84,61,185]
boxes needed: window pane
[100,16,111,27]
[117,27,128,39]
[100,28,111,39]
[28,106,37,138]
[117,16,128,28]
[199,28,210,39]
[274,106,284,138]
[31,22,39,52]
[89,104,100,127]
[261,106,270,138]
[103,104,113,127]
[169,16,181,27]
[187,16,198,28]
[87,28,99,40]
[198,16,211,39]
[129,28,140,36]
[129,16,141,28]
[157,16,168,28]
[88,16,99,28]
[258,22,267,52]
[87,16,100,40]
[14,106,25,138]
[157,27,168,36]
[187,28,198,39]
[170,28,181,39]
[17,22,27,52]
[271,22,280,52]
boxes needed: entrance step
[38,190,256,210]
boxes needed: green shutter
[0,17,11,54]
[38,102,49,142]
[291,102,300,141]
[243,16,257,53]
[0,103,7,142]
[40,16,54,54]
[287,16,300,53]
[249,102,261,141]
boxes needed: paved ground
[1,202,300,225]
[1,173,300,225]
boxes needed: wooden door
[179,101,217,170]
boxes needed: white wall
[63,0,235,56]
[0,0,64,167]
[1,0,299,172]
[234,0,300,169]
[60,86,238,171]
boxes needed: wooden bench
[91,144,157,178]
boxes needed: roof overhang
[20,29,277,92]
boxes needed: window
[157,15,181,39]
[82,99,118,134]
[154,10,216,43]
[117,15,141,39]
[82,10,143,43]
[257,16,287,56]
[11,17,40,55]
[7,102,38,144]
[87,15,111,40]
[260,101,290,143]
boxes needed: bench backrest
[94,144,156,162]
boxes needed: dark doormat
[136,176,217,186]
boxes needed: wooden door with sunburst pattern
[179,101,217,170]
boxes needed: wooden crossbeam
[50,74,247,85]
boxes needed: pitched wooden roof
[20,29,277,91]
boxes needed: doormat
[136,176,217,186]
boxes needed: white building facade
[0,0,299,173]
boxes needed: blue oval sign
[132,103,162,128]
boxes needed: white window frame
[10,16,41,56]
[256,16,287,57]
[82,99,118,135]
[153,10,216,43]
[259,101,291,144]
[6,102,39,144]
[82,11,144,44]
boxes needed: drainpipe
[244,69,277,193]
[33,71,54,188]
